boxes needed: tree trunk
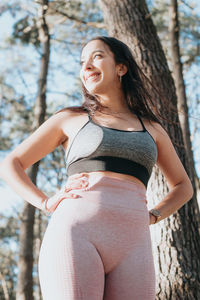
[0,271,10,300]
[99,0,200,299]
[16,1,50,299]
[169,0,200,198]
[34,210,43,300]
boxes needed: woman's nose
[83,59,93,71]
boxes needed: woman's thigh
[38,200,105,300]
[103,241,156,300]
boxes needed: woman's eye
[80,54,102,67]
[94,54,102,59]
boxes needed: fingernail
[72,194,79,198]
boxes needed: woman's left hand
[149,212,156,225]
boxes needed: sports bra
[65,111,158,188]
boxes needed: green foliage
[49,0,82,15]
[12,16,40,47]
[179,11,200,66]
[148,0,200,68]
[0,214,19,241]
[0,92,34,150]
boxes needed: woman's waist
[55,188,148,222]
[91,171,146,186]
[66,172,148,209]
[67,157,150,188]
[68,170,146,190]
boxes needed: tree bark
[169,0,200,197]
[16,1,50,299]
[0,271,10,300]
[34,210,43,300]
[99,0,200,299]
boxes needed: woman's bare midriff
[80,170,146,189]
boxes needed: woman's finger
[65,182,88,192]
[68,172,89,181]
[64,177,89,192]
[47,193,80,212]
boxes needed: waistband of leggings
[85,173,146,192]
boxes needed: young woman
[0,36,193,300]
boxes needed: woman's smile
[86,72,101,82]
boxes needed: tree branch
[179,0,195,10]
[48,8,105,29]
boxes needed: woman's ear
[117,63,128,76]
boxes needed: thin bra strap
[87,111,92,122]
[137,114,146,131]
[87,111,92,121]
[84,109,92,121]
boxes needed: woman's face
[80,39,121,95]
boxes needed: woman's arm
[0,111,71,211]
[149,123,194,224]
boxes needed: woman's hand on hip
[44,191,79,213]
[149,212,157,225]
[64,173,89,192]
[45,173,90,213]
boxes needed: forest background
[0,0,200,299]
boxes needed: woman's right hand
[64,172,89,192]
[45,173,90,213]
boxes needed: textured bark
[169,0,200,195]
[99,0,200,299]
[16,1,50,299]
[0,271,9,300]
[34,210,43,300]
[16,172,37,300]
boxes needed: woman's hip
[50,175,148,224]
[40,174,153,274]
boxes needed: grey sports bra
[65,111,157,187]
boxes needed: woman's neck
[95,91,130,114]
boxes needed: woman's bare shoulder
[141,118,166,144]
[53,106,86,118]
[52,106,87,126]
[54,106,89,139]
[149,120,167,133]
[145,120,175,155]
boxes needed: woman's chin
[86,84,103,95]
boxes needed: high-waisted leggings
[39,174,156,299]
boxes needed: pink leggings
[39,174,156,299]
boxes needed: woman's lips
[86,72,101,81]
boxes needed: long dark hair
[80,36,165,124]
